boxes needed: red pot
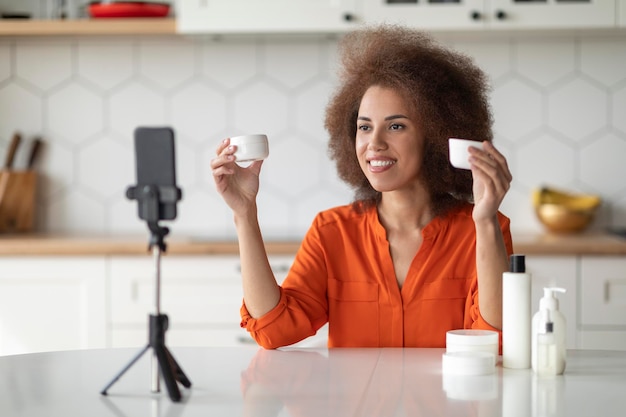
[88,2,171,18]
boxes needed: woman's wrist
[473,214,500,232]
[234,205,260,230]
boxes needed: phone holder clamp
[126,184,182,252]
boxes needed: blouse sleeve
[240,215,330,349]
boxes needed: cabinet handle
[236,263,290,273]
[237,335,258,345]
[343,12,355,22]
[271,264,290,274]
[470,11,481,21]
[495,10,507,20]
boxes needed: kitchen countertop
[0,231,625,256]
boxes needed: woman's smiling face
[355,85,426,194]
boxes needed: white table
[1,347,625,416]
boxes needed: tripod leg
[154,343,181,402]
[101,345,151,395]
[164,346,192,388]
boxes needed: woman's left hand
[468,141,513,222]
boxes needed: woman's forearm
[475,216,509,329]
[234,208,281,318]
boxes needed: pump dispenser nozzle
[539,287,566,311]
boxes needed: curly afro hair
[325,24,493,216]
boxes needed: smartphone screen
[134,127,178,221]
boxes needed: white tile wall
[1,32,626,239]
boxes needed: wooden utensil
[27,137,43,169]
[4,132,21,169]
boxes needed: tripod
[101,184,190,402]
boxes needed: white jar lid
[230,134,268,144]
[446,329,499,346]
[442,351,495,376]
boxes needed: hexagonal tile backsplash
[1,33,626,239]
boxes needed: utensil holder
[0,170,37,233]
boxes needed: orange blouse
[240,203,513,348]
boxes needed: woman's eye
[389,123,404,130]
[358,124,370,131]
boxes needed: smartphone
[133,127,179,221]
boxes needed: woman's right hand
[211,138,263,216]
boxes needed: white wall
[1,32,625,240]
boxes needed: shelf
[0,18,176,36]
[1,232,625,256]
[1,17,623,38]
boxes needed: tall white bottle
[532,287,567,375]
[502,254,531,369]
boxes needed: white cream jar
[448,137,483,170]
[446,329,499,364]
[230,134,269,162]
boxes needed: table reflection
[240,348,511,417]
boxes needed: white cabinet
[2,251,623,354]
[579,256,626,350]
[358,0,616,30]
[0,252,324,355]
[109,255,249,348]
[620,0,626,25]
[108,254,298,348]
[489,0,616,29]
[179,0,618,33]
[178,0,359,34]
[0,257,106,355]
[361,0,486,30]
[362,0,616,30]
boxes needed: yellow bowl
[532,187,601,233]
[535,203,596,233]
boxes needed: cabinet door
[178,0,359,33]
[620,0,626,26]
[109,255,247,347]
[0,257,106,355]
[108,254,298,348]
[580,256,626,327]
[579,256,626,350]
[361,0,486,30]
[526,256,578,349]
[489,0,616,29]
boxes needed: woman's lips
[368,158,396,173]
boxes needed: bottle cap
[509,254,526,273]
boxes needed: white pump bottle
[531,287,567,375]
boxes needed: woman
[211,25,513,348]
